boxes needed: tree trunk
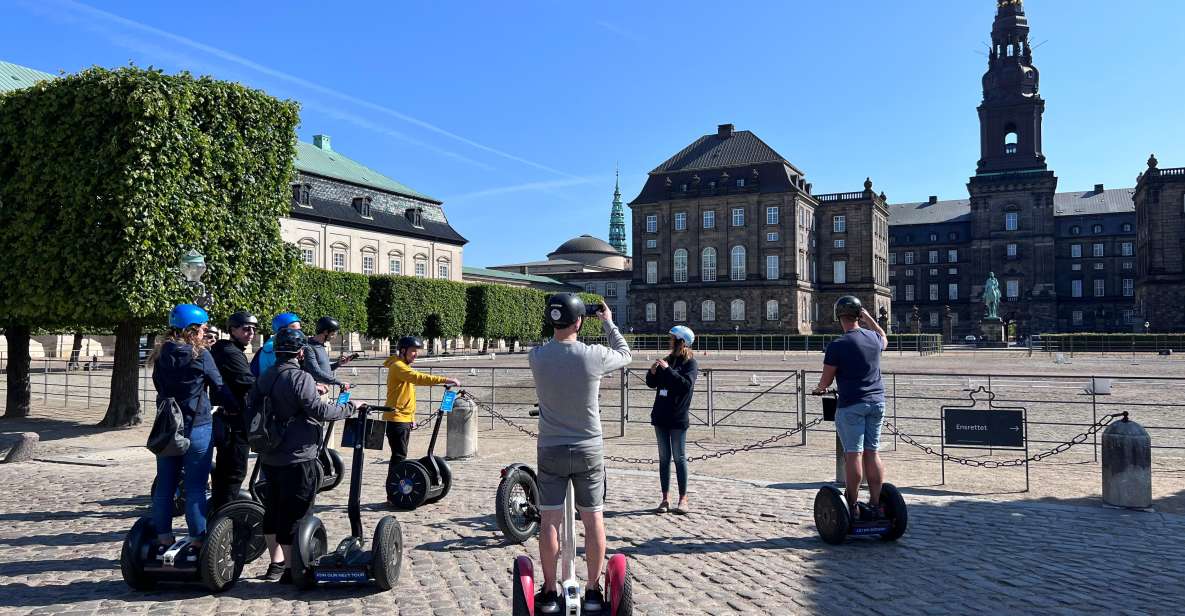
[3,326,31,418]
[99,320,143,427]
[67,332,84,370]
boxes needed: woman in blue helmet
[149,304,237,549]
[252,312,301,377]
[646,325,699,515]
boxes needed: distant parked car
[964,335,978,343]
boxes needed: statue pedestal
[979,318,1007,348]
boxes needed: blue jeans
[654,426,688,497]
[836,401,886,453]
[152,421,213,540]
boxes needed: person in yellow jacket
[382,336,460,505]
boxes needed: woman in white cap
[645,325,699,514]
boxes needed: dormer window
[292,183,312,206]
[405,207,423,228]
[353,197,373,219]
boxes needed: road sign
[943,408,1025,448]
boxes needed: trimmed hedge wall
[286,265,369,336]
[465,285,607,343]
[367,275,468,341]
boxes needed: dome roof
[551,235,618,256]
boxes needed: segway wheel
[320,449,345,493]
[814,486,851,545]
[372,515,404,591]
[878,483,908,542]
[511,556,535,616]
[387,461,431,510]
[120,517,157,590]
[496,468,541,544]
[199,515,240,592]
[605,553,633,616]
[424,456,452,505]
[292,518,327,591]
[214,500,267,564]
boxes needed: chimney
[313,134,332,151]
[1094,183,1104,193]
[928,195,938,205]
[717,123,735,138]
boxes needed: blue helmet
[669,325,695,346]
[271,312,301,332]
[273,327,307,355]
[169,304,209,330]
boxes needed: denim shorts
[836,401,886,453]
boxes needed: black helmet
[274,328,307,355]
[834,295,864,321]
[227,310,259,330]
[546,293,585,328]
[315,316,341,335]
[397,336,424,351]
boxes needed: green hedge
[464,284,544,342]
[1039,333,1185,352]
[367,275,468,341]
[285,265,369,335]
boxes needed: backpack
[245,374,290,454]
[146,397,190,456]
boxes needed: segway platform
[813,483,908,545]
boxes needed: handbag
[146,397,191,456]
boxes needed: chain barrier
[606,416,828,464]
[882,411,1129,468]
[458,390,539,439]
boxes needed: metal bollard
[446,394,478,460]
[1101,415,1151,508]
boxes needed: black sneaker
[279,568,292,585]
[583,585,606,613]
[260,561,286,581]
[534,590,560,614]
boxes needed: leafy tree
[0,66,301,427]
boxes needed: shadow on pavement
[0,530,126,547]
[0,577,384,608]
[0,508,142,522]
[0,415,116,444]
[0,557,117,577]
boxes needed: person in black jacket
[246,327,357,583]
[645,325,699,515]
[207,310,258,511]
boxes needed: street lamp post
[734,325,740,361]
[180,249,211,308]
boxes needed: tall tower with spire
[976,0,1046,174]
[608,167,628,255]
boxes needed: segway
[386,387,456,510]
[290,400,403,590]
[510,482,633,615]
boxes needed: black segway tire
[387,461,431,510]
[879,483,908,541]
[214,500,267,564]
[199,515,240,592]
[120,517,157,590]
[372,515,404,591]
[292,518,327,591]
[424,456,451,505]
[496,468,540,544]
[321,448,345,493]
[814,485,851,545]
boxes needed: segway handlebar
[810,389,838,396]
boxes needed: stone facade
[1134,157,1185,332]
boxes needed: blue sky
[3,0,1183,267]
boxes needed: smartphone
[439,389,457,413]
[336,391,351,405]
[347,353,360,361]
[584,303,603,317]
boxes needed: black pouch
[822,394,838,422]
[342,417,387,450]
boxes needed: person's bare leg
[864,451,885,506]
[264,534,283,563]
[280,544,292,568]
[844,452,864,509]
[539,509,563,591]
[581,510,606,588]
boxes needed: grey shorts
[537,444,605,513]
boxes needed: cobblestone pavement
[1,421,1183,616]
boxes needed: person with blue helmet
[252,312,302,378]
[645,325,699,515]
[148,303,238,552]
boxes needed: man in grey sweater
[529,293,631,613]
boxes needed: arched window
[436,256,451,280]
[1004,125,1018,155]
[330,242,349,272]
[702,248,717,282]
[645,303,657,322]
[298,239,317,266]
[673,301,687,322]
[1092,224,1104,234]
[730,299,745,321]
[673,249,688,283]
[388,251,403,275]
[1070,225,1081,236]
[802,298,810,323]
[702,300,716,322]
[730,246,746,281]
[413,254,428,278]
[360,247,377,275]
[766,300,779,321]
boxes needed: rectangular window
[605,282,617,297]
[948,283,958,300]
[889,253,896,265]
[1007,243,1017,258]
[904,284,914,301]
[1006,279,1019,298]
[767,232,779,242]
[389,257,402,275]
[948,268,958,275]
[362,254,375,275]
[703,210,715,229]
[1094,279,1105,297]
[438,262,450,279]
[904,252,914,265]
[1093,263,1104,270]
[1072,279,1083,297]
[1072,310,1084,325]
[732,208,745,227]
[1071,263,1082,271]
[1123,310,1134,324]
[415,260,427,278]
[947,249,958,263]
[1071,244,1082,258]
[766,207,779,225]
[766,255,779,280]
[1122,261,1133,270]
[585,284,598,294]
[674,212,687,231]
[833,260,847,284]
[646,214,657,233]
[832,215,846,233]
[929,312,939,327]
[646,261,657,284]
[766,301,779,321]
[929,284,939,301]
[1123,278,1134,297]
[736,178,745,188]
[930,268,938,276]
[834,239,845,249]
[301,248,315,266]
[1093,243,1104,258]
[646,239,657,249]
[890,285,897,300]
[645,303,656,322]
[1121,242,1133,256]
[1005,212,1018,231]
[928,250,938,264]
[332,252,346,272]
[906,269,914,277]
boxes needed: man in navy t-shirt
[813,296,888,520]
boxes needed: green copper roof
[0,60,55,94]
[462,266,573,286]
[295,140,439,203]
